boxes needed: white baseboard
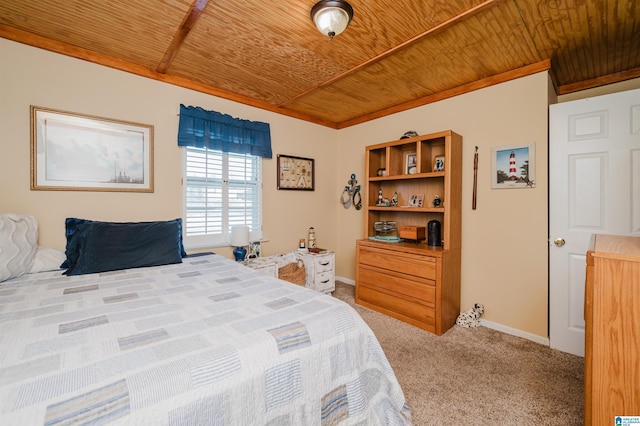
[336,276,354,285]
[335,278,549,346]
[480,319,550,346]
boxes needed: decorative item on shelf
[299,238,306,249]
[340,173,361,210]
[400,130,419,139]
[399,226,426,242]
[376,168,386,176]
[310,0,354,40]
[427,220,441,247]
[370,221,400,242]
[230,225,250,261]
[308,227,317,248]
[433,195,441,207]
[433,155,445,172]
[405,152,417,174]
[390,192,398,206]
[407,194,424,207]
[375,188,389,206]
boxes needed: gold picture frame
[277,154,314,190]
[30,106,154,192]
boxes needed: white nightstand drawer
[313,255,334,273]
[315,270,335,293]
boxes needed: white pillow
[29,247,66,274]
[0,214,38,282]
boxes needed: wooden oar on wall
[472,146,478,210]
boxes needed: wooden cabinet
[584,234,640,425]
[355,130,462,335]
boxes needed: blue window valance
[178,104,272,158]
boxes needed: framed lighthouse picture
[491,142,535,189]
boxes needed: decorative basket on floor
[278,260,306,286]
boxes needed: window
[183,146,261,249]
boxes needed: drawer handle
[321,279,330,283]
[320,262,330,266]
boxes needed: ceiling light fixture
[311,0,354,40]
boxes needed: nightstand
[294,250,335,294]
[241,257,278,278]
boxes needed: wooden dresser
[584,234,640,425]
[355,131,462,336]
[356,239,460,335]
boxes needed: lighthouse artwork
[491,143,535,189]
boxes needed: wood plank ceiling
[1,0,638,128]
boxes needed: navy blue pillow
[62,219,186,276]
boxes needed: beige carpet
[332,282,584,426]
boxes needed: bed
[0,215,411,425]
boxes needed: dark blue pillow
[62,219,186,275]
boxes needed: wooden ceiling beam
[156,0,209,74]
[279,0,507,107]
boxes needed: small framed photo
[433,155,445,172]
[408,194,424,207]
[405,152,417,174]
[491,142,535,189]
[277,154,314,190]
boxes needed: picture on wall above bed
[30,106,154,192]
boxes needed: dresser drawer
[358,265,435,307]
[357,284,435,327]
[358,246,436,280]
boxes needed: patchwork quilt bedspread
[0,253,411,425]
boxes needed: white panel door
[549,88,640,356]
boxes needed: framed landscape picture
[31,106,154,192]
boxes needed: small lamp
[311,0,354,40]
[230,225,250,261]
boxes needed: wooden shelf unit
[356,130,462,335]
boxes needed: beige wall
[337,72,551,338]
[1,37,574,341]
[0,38,339,259]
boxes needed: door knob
[554,237,566,247]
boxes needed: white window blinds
[183,146,261,248]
